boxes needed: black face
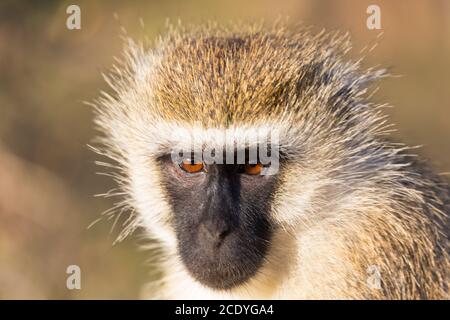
[158,153,278,290]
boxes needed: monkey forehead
[148,32,320,125]
[99,26,387,161]
[143,121,296,157]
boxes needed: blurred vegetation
[0,0,449,299]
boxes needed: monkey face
[157,153,278,289]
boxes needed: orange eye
[245,163,263,175]
[180,159,204,173]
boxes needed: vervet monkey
[93,23,449,299]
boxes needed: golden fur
[93,23,449,299]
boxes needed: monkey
[92,23,449,299]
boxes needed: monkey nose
[200,220,231,244]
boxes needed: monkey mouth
[177,228,271,290]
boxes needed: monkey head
[94,25,389,292]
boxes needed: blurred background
[0,0,449,299]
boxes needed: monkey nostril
[217,228,230,240]
[201,222,231,244]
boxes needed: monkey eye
[244,163,263,175]
[179,159,204,174]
